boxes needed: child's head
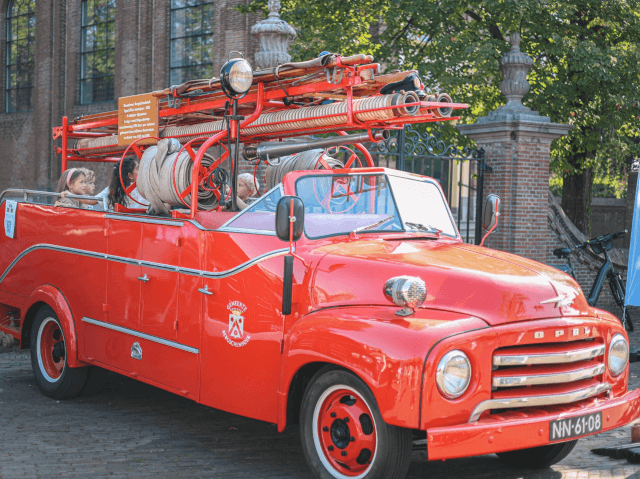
[56,168,86,196]
[108,156,139,208]
[80,168,96,195]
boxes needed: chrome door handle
[138,274,150,282]
[198,285,213,295]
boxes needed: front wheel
[300,367,412,479]
[30,306,89,399]
[496,440,578,468]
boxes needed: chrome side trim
[82,317,199,354]
[105,214,185,227]
[492,363,606,388]
[0,243,290,283]
[469,382,612,422]
[493,344,605,366]
[216,226,277,236]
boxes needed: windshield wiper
[405,222,442,236]
[350,215,395,239]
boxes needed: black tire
[30,306,88,399]
[300,367,412,479]
[496,439,578,469]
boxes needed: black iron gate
[370,125,490,244]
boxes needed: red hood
[309,238,592,325]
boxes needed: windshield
[386,174,457,236]
[294,173,457,239]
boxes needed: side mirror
[479,194,500,247]
[276,196,305,242]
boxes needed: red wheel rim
[37,318,65,382]
[313,386,377,478]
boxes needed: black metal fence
[370,125,489,244]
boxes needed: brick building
[0,0,258,193]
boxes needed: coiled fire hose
[75,92,422,155]
[137,138,220,215]
[264,149,344,190]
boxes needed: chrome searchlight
[436,350,472,399]
[220,52,253,99]
[608,334,629,376]
[383,276,426,316]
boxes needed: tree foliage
[240,0,640,232]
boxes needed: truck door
[105,218,142,330]
[84,218,200,400]
[139,222,180,340]
[199,231,288,424]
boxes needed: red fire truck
[0,53,638,479]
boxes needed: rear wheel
[300,367,412,479]
[496,440,578,469]
[30,306,88,399]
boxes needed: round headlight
[383,276,426,312]
[608,334,629,377]
[436,350,471,399]
[220,58,253,99]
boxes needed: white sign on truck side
[4,200,16,238]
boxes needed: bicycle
[553,229,633,331]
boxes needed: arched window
[80,0,115,104]
[5,0,35,113]
[170,0,214,85]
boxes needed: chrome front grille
[469,339,609,422]
[493,343,605,367]
[492,363,605,388]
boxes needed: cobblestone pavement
[2,334,640,479]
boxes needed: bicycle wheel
[609,273,633,331]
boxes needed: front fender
[278,306,488,431]
[26,284,87,368]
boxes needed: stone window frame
[169,0,215,86]
[5,0,35,113]
[79,0,115,105]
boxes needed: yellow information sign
[118,93,159,146]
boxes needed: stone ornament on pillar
[477,33,548,124]
[251,0,297,70]
[457,33,572,263]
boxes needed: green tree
[240,0,640,235]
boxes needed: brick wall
[553,196,627,249]
[0,0,259,194]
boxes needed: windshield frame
[293,170,459,241]
[218,184,284,236]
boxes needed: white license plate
[550,412,602,441]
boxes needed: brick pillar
[456,34,571,264]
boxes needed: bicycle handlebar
[574,229,627,250]
[612,229,628,240]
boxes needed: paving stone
[3,332,640,478]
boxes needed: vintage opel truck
[0,53,638,479]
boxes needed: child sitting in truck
[54,168,87,208]
[79,167,101,209]
[96,156,149,210]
